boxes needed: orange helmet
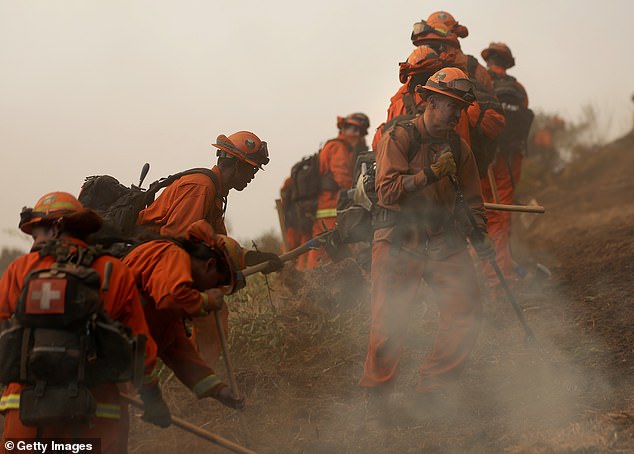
[19,191,102,235]
[481,42,515,69]
[186,220,246,294]
[336,113,370,135]
[213,131,269,169]
[399,45,447,84]
[411,20,460,48]
[416,67,475,106]
[427,11,469,38]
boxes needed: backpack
[466,55,503,178]
[0,240,145,426]
[335,120,462,243]
[490,72,535,152]
[78,165,219,244]
[289,139,351,232]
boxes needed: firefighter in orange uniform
[122,220,246,409]
[480,42,534,294]
[280,176,310,269]
[0,192,168,454]
[137,131,282,367]
[360,69,494,405]
[373,46,450,150]
[306,113,370,269]
[412,12,506,179]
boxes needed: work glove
[430,151,457,180]
[472,233,496,261]
[200,383,245,410]
[403,151,457,192]
[139,384,172,428]
[200,288,225,315]
[244,250,283,274]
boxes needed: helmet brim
[418,85,473,106]
[20,208,103,235]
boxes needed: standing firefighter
[372,45,450,149]
[306,113,370,269]
[481,42,534,295]
[0,192,169,454]
[360,69,494,410]
[122,220,246,409]
[280,176,310,269]
[137,131,282,365]
[412,11,506,179]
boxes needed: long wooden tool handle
[242,233,329,277]
[484,202,545,213]
[487,166,500,204]
[214,311,240,399]
[121,393,257,454]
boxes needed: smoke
[128,232,625,453]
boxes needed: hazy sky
[1,0,633,249]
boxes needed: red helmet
[186,220,246,294]
[481,42,515,69]
[213,131,269,169]
[399,45,447,84]
[410,20,460,48]
[427,11,469,38]
[19,192,102,235]
[336,113,370,135]
[416,67,475,106]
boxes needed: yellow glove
[430,151,457,179]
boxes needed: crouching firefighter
[360,68,495,402]
[122,220,247,409]
[0,192,169,454]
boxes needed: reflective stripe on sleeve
[315,208,337,219]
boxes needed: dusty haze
[1,0,632,248]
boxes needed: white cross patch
[26,278,67,314]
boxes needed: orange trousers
[360,241,482,391]
[190,302,229,370]
[305,217,336,269]
[480,152,523,290]
[1,408,129,454]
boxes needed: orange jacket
[374,115,485,258]
[122,240,220,396]
[452,51,506,140]
[138,166,226,237]
[533,129,554,149]
[315,135,356,219]
[0,238,157,419]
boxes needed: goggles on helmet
[426,78,476,103]
[216,140,270,169]
[412,21,452,38]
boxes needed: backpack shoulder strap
[146,168,219,198]
[447,131,462,166]
[466,55,479,79]
[390,120,423,163]
[401,93,417,116]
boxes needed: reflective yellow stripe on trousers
[0,393,121,419]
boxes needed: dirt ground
[129,131,634,453]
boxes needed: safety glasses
[412,21,452,37]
